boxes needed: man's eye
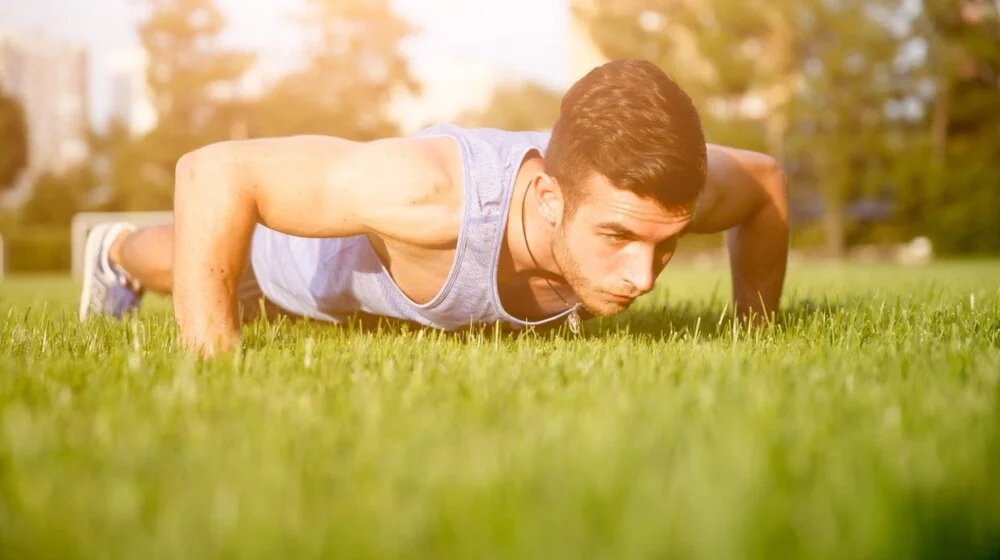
[603,233,627,241]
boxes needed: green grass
[1,261,999,559]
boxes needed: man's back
[249,124,576,331]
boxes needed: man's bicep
[231,135,448,239]
[688,143,784,234]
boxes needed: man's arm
[688,143,790,322]
[172,135,454,355]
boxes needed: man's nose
[624,254,656,294]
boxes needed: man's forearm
[172,144,257,355]
[726,173,789,322]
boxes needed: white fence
[70,212,174,279]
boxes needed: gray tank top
[249,124,577,330]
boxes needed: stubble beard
[550,224,629,317]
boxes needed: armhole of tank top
[363,130,472,311]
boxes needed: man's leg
[110,224,174,294]
[79,222,172,320]
[79,221,284,323]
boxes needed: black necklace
[519,181,582,334]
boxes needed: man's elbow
[176,141,230,177]
[174,142,242,198]
[175,150,196,187]
[735,156,789,236]
[760,157,789,216]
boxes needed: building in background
[0,30,90,181]
[108,49,158,137]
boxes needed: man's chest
[365,234,458,305]
[363,232,572,322]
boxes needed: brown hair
[545,59,707,212]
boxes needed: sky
[0,0,570,130]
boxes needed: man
[79,59,789,355]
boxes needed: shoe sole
[78,222,112,321]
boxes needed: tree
[18,165,99,227]
[910,0,1000,253]
[0,90,28,191]
[111,0,255,210]
[246,0,419,140]
[139,0,255,134]
[456,81,563,131]
[579,0,921,256]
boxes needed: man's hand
[688,144,790,324]
[171,135,454,356]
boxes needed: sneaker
[78,222,144,321]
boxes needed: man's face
[550,174,696,317]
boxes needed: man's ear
[534,173,565,227]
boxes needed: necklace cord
[520,180,582,334]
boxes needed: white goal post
[70,211,174,280]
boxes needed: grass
[1,260,999,559]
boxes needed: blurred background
[0,0,997,275]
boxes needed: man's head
[538,59,708,316]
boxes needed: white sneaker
[78,222,144,321]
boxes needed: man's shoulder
[410,124,551,151]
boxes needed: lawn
[1,261,998,559]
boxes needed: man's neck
[494,152,586,322]
[502,154,562,281]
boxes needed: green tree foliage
[908,0,1000,253]
[108,0,419,215]
[19,165,99,227]
[0,90,28,191]
[5,164,100,271]
[111,0,255,211]
[4,0,423,271]
[247,0,419,140]
[456,81,563,132]
[139,0,255,133]
[580,0,923,256]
